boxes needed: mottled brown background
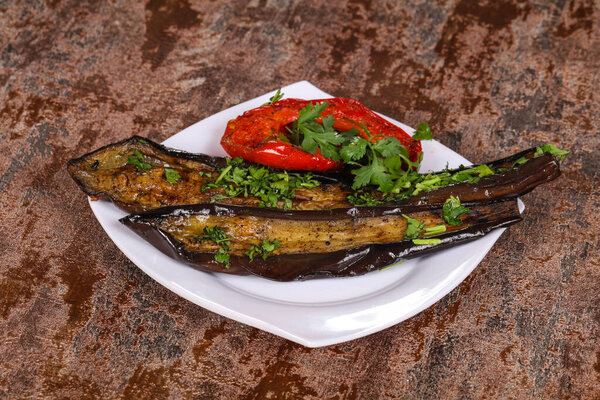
[1,0,599,398]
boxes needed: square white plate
[89,81,521,347]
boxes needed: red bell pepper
[220,97,422,171]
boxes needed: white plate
[89,81,522,347]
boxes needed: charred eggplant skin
[121,200,522,281]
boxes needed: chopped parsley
[127,149,152,171]
[164,168,181,184]
[203,157,320,209]
[214,248,230,266]
[195,226,231,268]
[347,190,387,206]
[137,138,148,144]
[245,238,280,261]
[442,196,470,226]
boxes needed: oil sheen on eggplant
[121,200,522,281]
[67,136,561,212]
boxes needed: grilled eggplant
[68,137,564,281]
[121,200,522,281]
[66,136,350,212]
[67,136,561,212]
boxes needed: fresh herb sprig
[203,158,320,209]
[342,123,422,192]
[285,102,431,193]
[262,89,284,106]
[245,238,280,261]
[402,215,446,243]
[286,102,347,160]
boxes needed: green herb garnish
[262,89,284,106]
[413,238,442,245]
[403,214,425,240]
[195,226,231,268]
[214,248,230,266]
[347,190,386,206]
[203,157,320,209]
[424,224,446,236]
[164,168,181,184]
[245,238,281,261]
[287,102,346,160]
[286,103,423,193]
[534,144,569,161]
[127,149,152,171]
[137,138,147,144]
[442,196,470,226]
[412,122,432,140]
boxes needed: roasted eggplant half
[67,136,351,212]
[67,136,562,213]
[121,200,523,281]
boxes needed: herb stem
[215,165,232,184]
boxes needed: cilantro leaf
[297,111,344,161]
[403,214,425,240]
[352,163,377,189]
[451,164,495,183]
[371,137,404,158]
[442,196,471,226]
[340,137,368,163]
[164,168,181,184]
[214,248,230,267]
[297,102,328,125]
[412,122,432,140]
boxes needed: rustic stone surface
[1,0,599,398]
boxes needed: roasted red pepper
[220,97,422,171]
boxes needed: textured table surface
[1,0,599,398]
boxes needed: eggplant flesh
[121,200,522,281]
[67,136,561,212]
